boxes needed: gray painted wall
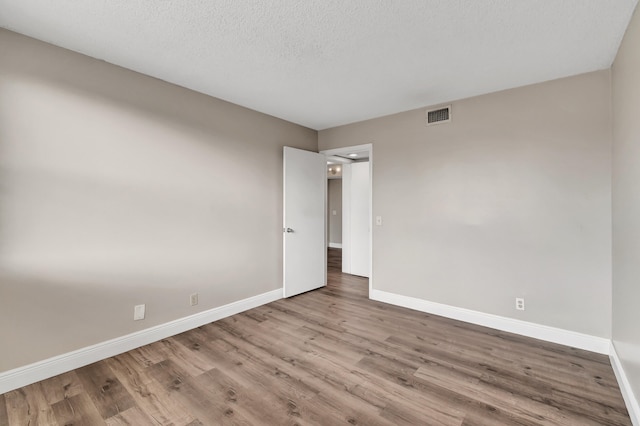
[319,70,612,338]
[328,179,342,245]
[0,30,317,372]
[3,23,637,409]
[612,4,640,408]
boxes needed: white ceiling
[0,1,637,130]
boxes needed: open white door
[283,147,326,297]
[342,161,370,277]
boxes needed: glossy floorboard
[0,249,631,425]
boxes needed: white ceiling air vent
[426,105,451,126]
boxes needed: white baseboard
[0,288,282,394]
[370,289,611,355]
[329,243,342,249]
[610,343,640,426]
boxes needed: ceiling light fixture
[348,153,358,157]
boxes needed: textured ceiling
[0,1,637,130]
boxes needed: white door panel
[350,162,370,277]
[283,147,326,297]
[342,162,370,277]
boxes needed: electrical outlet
[190,293,199,306]
[376,216,383,226]
[515,298,525,311]
[134,304,146,320]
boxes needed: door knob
[284,228,294,233]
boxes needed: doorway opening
[321,144,373,295]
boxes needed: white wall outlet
[134,304,146,320]
[190,293,199,306]
[375,216,383,226]
[515,298,525,311]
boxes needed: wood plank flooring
[0,248,631,425]
[327,246,341,270]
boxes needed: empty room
[1,1,639,425]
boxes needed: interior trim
[370,289,611,354]
[610,343,640,425]
[3,286,635,422]
[0,288,282,394]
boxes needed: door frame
[320,143,373,297]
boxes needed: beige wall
[320,70,612,337]
[612,4,640,406]
[0,30,317,372]
[0,23,628,393]
[328,179,342,245]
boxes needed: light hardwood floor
[0,248,631,425]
